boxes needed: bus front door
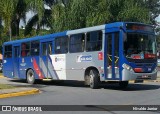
[40,42,53,79]
[13,46,20,78]
[105,32,120,80]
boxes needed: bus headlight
[122,63,133,71]
[154,67,158,72]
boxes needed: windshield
[124,33,156,59]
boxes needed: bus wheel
[119,81,128,88]
[27,69,35,84]
[89,69,99,89]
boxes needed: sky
[156,15,160,23]
[20,4,50,28]
[20,11,34,28]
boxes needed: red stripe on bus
[33,58,44,79]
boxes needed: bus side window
[86,31,102,52]
[31,41,39,56]
[21,42,30,57]
[69,34,85,53]
[48,42,52,55]
[4,45,12,58]
[55,36,68,54]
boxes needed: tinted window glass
[55,36,68,54]
[31,41,39,56]
[69,34,85,53]
[21,42,30,57]
[86,31,102,51]
[4,45,12,58]
[42,42,52,56]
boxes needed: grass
[0,84,15,89]
[0,73,15,89]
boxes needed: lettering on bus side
[77,55,92,62]
[54,56,65,62]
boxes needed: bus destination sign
[126,23,154,32]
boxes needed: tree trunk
[11,18,20,37]
[9,25,12,41]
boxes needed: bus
[3,22,157,89]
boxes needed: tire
[89,69,100,89]
[26,69,35,84]
[119,81,128,88]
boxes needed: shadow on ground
[8,79,160,91]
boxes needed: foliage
[51,0,151,32]
[143,0,160,24]
[24,9,52,36]
[0,0,18,40]
[0,0,159,45]
[27,0,45,26]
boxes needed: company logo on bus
[77,55,92,62]
[55,57,65,62]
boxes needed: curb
[0,89,40,99]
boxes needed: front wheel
[119,81,128,88]
[26,69,35,84]
[89,69,100,89]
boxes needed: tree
[50,0,150,32]
[27,0,45,34]
[24,9,52,36]
[0,0,18,40]
[143,0,160,24]
[11,0,28,37]
[117,0,149,23]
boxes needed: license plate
[142,75,149,78]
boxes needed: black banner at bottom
[0,105,160,111]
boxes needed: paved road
[0,77,160,114]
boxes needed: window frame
[55,36,68,54]
[69,33,85,53]
[4,45,12,58]
[21,42,31,57]
[86,30,102,52]
[31,40,40,56]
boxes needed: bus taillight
[98,52,103,60]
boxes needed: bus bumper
[122,69,157,81]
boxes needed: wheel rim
[28,72,34,82]
[89,70,94,86]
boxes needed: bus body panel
[50,54,67,80]
[66,28,105,81]
[65,51,104,81]
[3,58,13,78]
[122,69,157,81]
[2,22,157,84]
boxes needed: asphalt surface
[0,71,160,114]
[0,77,160,114]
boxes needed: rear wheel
[26,69,35,84]
[119,81,128,88]
[89,69,100,89]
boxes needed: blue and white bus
[3,22,157,89]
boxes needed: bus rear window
[4,45,12,58]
